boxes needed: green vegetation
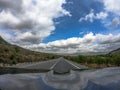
[0,37,60,66]
[0,36,120,68]
[65,53,120,68]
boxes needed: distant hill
[1,36,120,67]
[0,36,59,66]
[109,48,120,55]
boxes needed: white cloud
[80,0,120,28]
[79,10,108,22]
[103,0,120,16]
[98,0,120,28]
[0,0,71,44]
[79,10,95,22]
[0,0,120,54]
[79,31,84,35]
[96,12,108,19]
[110,17,120,27]
[23,33,120,54]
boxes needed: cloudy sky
[0,0,120,54]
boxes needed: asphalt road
[13,59,59,70]
[11,57,88,73]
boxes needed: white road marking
[64,60,81,69]
[50,60,60,69]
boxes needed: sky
[0,0,120,54]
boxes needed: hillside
[0,36,120,68]
[109,48,120,55]
[66,47,120,68]
[0,36,59,66]
[0,37,9,45]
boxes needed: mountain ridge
[0,36,120,67]
[0,36,59,66]
[109,48,120,55]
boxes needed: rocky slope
[0,36,59,66]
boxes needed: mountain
[0,36,59,66]
[0,37,9,45]
[109,48,120,55]
[1,35,120,67]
